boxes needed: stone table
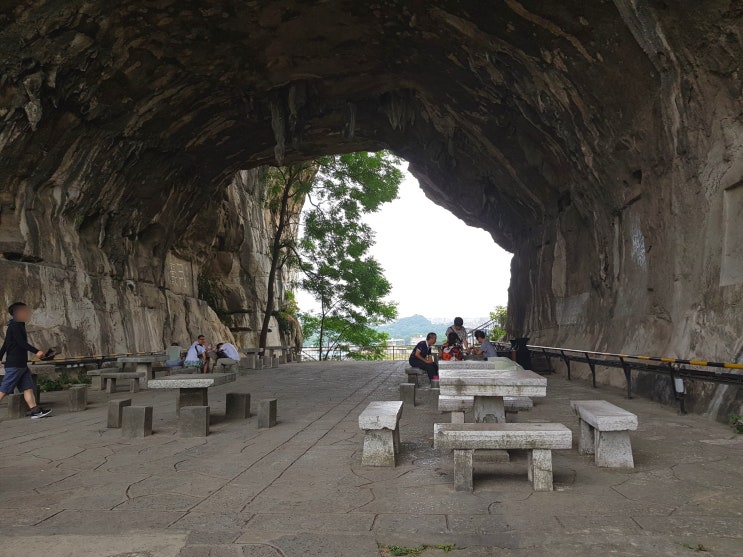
[439,367,547,423]
[147,372,237,415]
[117,355,163,387]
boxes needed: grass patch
[729,414,743,434]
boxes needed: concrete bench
[571,400,637,468]
[100,372,142,393]
[87,369,102,390]
[439,394,473,423]
[439,395,532,423]
[404,367,426,387]
[434,422,572,491]
[358,400,403,466]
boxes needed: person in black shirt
[409,332,438,381]
[0,302,52,418]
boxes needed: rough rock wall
[0,163,298,354]
[0,1,740,417]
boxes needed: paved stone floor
[1,361,742,557]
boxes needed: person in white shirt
[214,342,240,370]
[184,335,207,372]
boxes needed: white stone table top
[438,357,522,371]
[147,373,237,389]
[359,400,403,430]
[439,368,547,398]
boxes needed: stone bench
[404,367,426,387]
[433,422,572,491]
[571,400,637,468]
[439,394,473,423]
[101,372,142,393]
[358,400,403,466]
[439,395,532,423]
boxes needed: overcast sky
[296,166,513,321]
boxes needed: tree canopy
[299,152,402,359]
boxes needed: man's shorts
[0,366,35,394]
[184,360,205,369]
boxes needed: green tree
[489,305,508,341]
[299,152,402,360]
[259,164,316,350]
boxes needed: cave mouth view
[294,158,514,361]
[0,2,742,556]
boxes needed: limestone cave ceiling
[0,1,740,253]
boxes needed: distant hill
[376,314,443,344]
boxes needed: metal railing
[300,344,429,362]
[528,344,743,414]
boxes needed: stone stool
[107,399,132,428]
[121,406,153,438]
[226,393,251,419]
[67,385,87,412]
[6,393,26,419]
[399,383,416,407]
[180,406,210,437]
[258,398,277,428]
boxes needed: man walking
[0,302,52,418]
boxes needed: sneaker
[30,407,52,419]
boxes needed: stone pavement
[1,361,742,557]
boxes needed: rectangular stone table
[117,355,163,387]
[439,367,547,423]
[147,372,236,415]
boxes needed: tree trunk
[259,173,293,350]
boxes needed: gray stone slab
[226,392,251,419]
[179,405,209,437]
[107,398,132,428]
[258,398,277,428]
[358,400,403,430]
[434,422,573,450]
[121,405,153,438]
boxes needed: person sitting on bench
[471,330,498,359]
[184,335,208,373]
[214,342,240,369]
[164,343,184,368]
[441,331,464,361]
[409,332,438,381]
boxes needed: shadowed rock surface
[0,2,741,416]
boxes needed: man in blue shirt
[0,302,52,418]
[409,332,438,380]
[472,330,498,359]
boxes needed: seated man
[471,330,498,359]
[184,335,207,373]
[445,317,469,351]
[164,343,184,368]
[214,341,240,370]
[409,332,438,381]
